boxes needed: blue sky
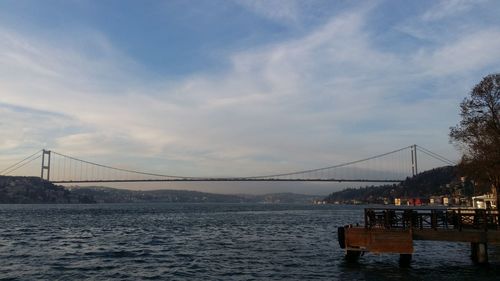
[1,0,500,194]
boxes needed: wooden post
[364,209,368,228]
[431,210,437,230]
[471,242,488,264]
[345,250,361,262]
[399,254,412,267]
[458,209,462,231]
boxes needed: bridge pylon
[41,149,51,181]
[411,144,418,176]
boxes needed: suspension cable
[246,145,413,179]
[3,144,455,181]
[51,151,195,179]
[1,155,42,175]
[0,150,42,175]
[53,146,414,180]
[416,145,456,165]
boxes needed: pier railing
[364,208,500,231]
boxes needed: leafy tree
[450,73,500,208]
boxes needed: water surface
[0,203,498,280]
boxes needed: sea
[0,203,499,280]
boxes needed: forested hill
[323,166,473,204]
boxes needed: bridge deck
[50,178,402,183]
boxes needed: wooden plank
[370,229,413,254]
[487,231,500,244]
[412,229,500,244]
[344,228,370,250]
[345,227,413,254]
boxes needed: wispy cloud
[414,29,500,76]
[422,0,486,21]
[235,0,301,25]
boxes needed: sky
[1,0,500,195]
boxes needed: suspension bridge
[0,145,455,184]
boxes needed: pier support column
[399,254,412,267]
[471,242,488,264]
[345,250,361,262]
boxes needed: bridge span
[1,145,455,184]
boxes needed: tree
[450,73,500,209]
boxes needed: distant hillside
[323,166,473,204]
[68,186,251,203]
[0,176,92,203]
[0,176,320,204]
[256,192,319,204]
[69,187,319,204]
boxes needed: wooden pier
[338,208,500,265]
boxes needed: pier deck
[338,208,500,264]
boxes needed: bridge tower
[41,149,51,181]
[411,144,418,176]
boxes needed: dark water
[0,203,499,280]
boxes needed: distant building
[430,196,442,205]
[414,198,422,206]
[443,197,449,206]
[394,198,401,206]
[472,194,497,209]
